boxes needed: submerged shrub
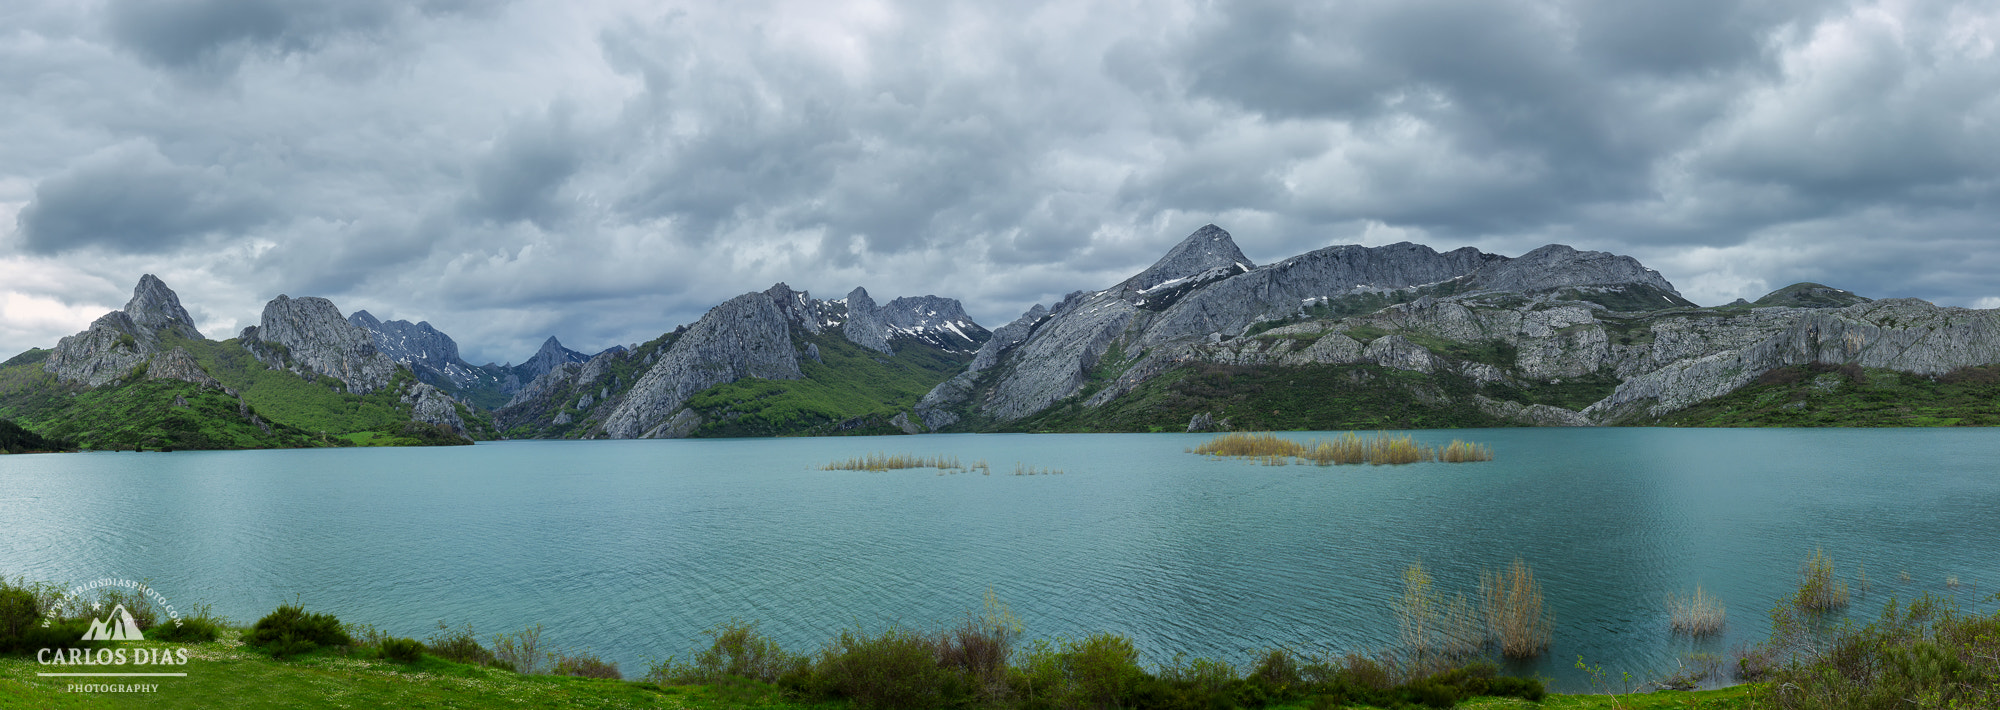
[244,604,352,659]
[1797,548,1850,612]
[1481,558,1552,659]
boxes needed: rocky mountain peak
[1121,224,1254,293]
[842,287,893,354]
[1467,244,1682,296]
[347,310,480,389]
[1753,283,1872,309]
[123,274,203,340]
[516,336,589,382]
[881,295,989,352]
[764,282,825,334]
[243,295,398,394]
[42,274,208,386]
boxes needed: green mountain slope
[683,331,974,437]
[0,337,491,450]
[1647,363,2000,427]
[1002,362,1513,433]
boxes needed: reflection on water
[1,428,1995,691]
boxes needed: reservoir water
[2,428,1996,691]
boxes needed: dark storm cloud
[103,0,489,75]
[5,0,2000,360]
[461,106,585,229]
[15,141,273,254]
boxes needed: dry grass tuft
[1481,558,1552,659]
[823,453,964,472]
[1667,585,1726,637]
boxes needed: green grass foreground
[0,631,1762,710]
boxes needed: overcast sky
[4,0,1998,363]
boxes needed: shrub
[661,618,806,684]
[244,604,352,659]
[150,603,224,643]
[94,587,159,631]
[815,624,952,710]
[1061,633,1147,709]
[0,586,39,653]
[381,637,423,663]
[426,621,495,666]
[1761,593,2000,709]
[554,650,622,679]
[493,623,547,675]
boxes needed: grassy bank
[8,546,1995,708]
[0,633,1762,709]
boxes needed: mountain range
[6,224,2000,450]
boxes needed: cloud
[101,0,491,77]
[14,140,274,255]
[3,0,2000,362]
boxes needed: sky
[3,1,1998,364]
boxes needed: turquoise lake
[2,428,1996,691]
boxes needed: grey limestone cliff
[402,382,468,434]
[348,311,482,389]
[517,337,590,382]
[240,295,399,394]
[882,295,990,351]
[841,287,894,354]
[146,347,221,389]
[1464,244,1681,295]
[597,291,804,438]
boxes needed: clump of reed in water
[1301,433,1366,465]
[1192,431,1495,466]
[1667,585,1727,637]
[1366,434,1430,465]
[1440,440,1493,463]
[1188,432,1303,458]
[1013,464,1063,476]
[822,453,964,472]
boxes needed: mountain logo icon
[81,604,144,642]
